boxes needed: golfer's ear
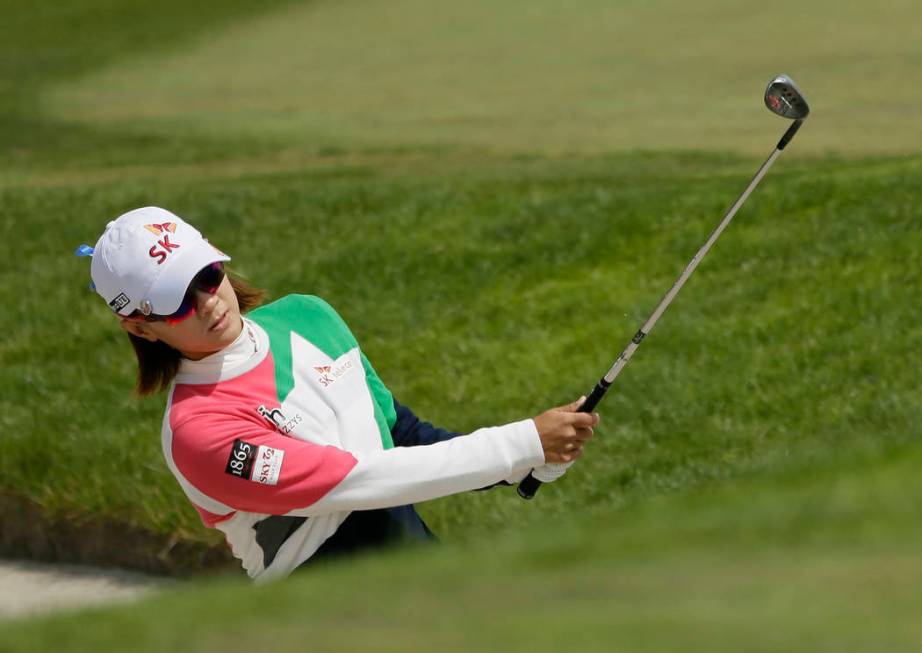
[119,318,158,342]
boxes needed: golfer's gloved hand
[530,461,574,483]
[532,396,598,466]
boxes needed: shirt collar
[174,317,268,385]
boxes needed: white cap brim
[146,240,231,315]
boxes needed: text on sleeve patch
[225,439,285,486]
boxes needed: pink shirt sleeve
[169,415,359,515]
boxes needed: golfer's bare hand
[533,397,599,463]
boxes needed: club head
[764,75,810,120]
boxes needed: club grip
[516,469,544,500]
[580,379,610,413]
[516,380,611,500]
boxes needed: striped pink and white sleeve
[168,414,360,516]
[168,414,545,518]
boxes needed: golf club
[518,74,810,500]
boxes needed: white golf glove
[530,461,574,483]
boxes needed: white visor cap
[90,207,231,316]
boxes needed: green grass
[5,444,922,652]
[4,151,919,548]
[1,0,921,648]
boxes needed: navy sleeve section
[390,400,461,447]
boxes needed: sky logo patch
[225,439,285,486]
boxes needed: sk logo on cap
[145,222,181,265]
[143,222,177,236]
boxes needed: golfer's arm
[295,419,544,516]
[170,416,544,518]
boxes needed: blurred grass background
[0,0,920,649]
[33,0,922,156]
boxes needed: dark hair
[128,272,267,396]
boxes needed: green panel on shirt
[249,295,394,449]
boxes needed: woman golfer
[79,206,597,582]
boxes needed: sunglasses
[129,262,226,324]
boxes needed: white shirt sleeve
[289,418,544,516]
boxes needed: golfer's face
[140,275,243,359]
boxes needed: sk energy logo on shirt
[144,222,181,265]
[314,359,355,388]
[225,438,284,486]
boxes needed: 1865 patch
[225,439,256,479]
[225,439,285,486]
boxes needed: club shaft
[517,136,794,501]
[602,146,783,385]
